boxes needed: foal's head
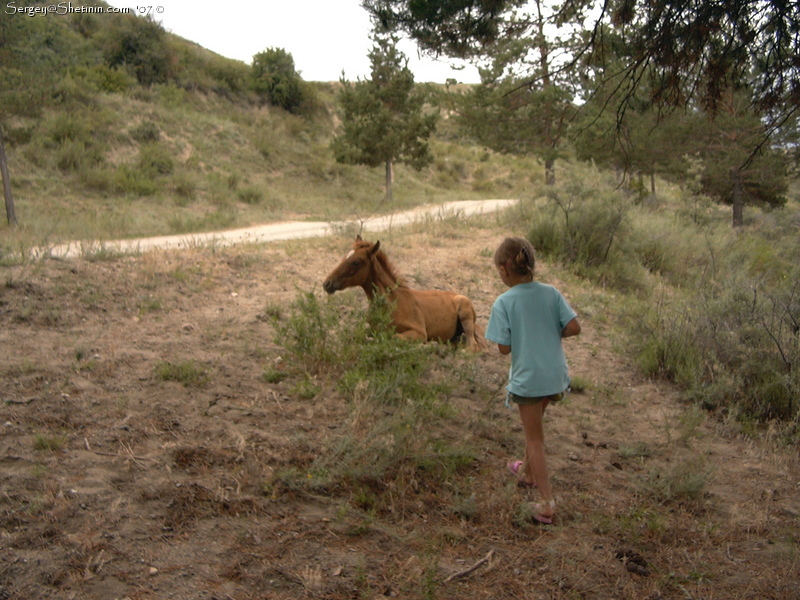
[323,236,382,295]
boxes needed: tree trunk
[0,127,17,227]
[385,159,393,201]
[536,0,556,187]
[730,166,744,227]
[544,158,555,185]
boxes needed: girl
[485,237,581,524]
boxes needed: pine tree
[331,31,437,201]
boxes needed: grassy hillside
[0,5,538,250]
[9,80,542,242]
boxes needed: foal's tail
[452,313,488,351]
[472,322,488,351]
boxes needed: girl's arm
[562,318,581,338]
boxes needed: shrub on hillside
[138,143,174,176]
[526,180,649,293]
[130,121,161,143]
[80,165,158,196]
[636,265,799,423]
[99,15,173,86]
[46,113,89,145]
[70,64,136,93]
[250,48,305,113]
[57,140,103,172]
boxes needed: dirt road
[42,199,519,258]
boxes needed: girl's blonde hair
[494,237,535,277]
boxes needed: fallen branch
[83,437,154,463]
[444,548,495,583]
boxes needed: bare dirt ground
[1,217,798,600]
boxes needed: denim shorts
[507,391,564,405]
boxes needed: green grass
[33,434,66,453]
[265,290,481,511]
[155,360,210,387]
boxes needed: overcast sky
[106,0,481,83]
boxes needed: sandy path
[42,199,519,258]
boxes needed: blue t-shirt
[485,281,577,398]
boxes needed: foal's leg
[454,296,481,351]
[392,305,429,343]
[397,327,427,342]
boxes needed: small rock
[149,567,159,576]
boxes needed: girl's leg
[519,398,550,486]
[518,400,555,519]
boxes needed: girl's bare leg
[518,400,555,518]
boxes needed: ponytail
[495,237,535,277]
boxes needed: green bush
[250,47,305,113]
[80,165,158,196]
[636,299,704,386]
[171,172,198,202]
[70,64,136,93]
[138,143,174,176]
[130,121,161,143]
[635,269,799,423]
[57,140,102,172]
[527,180,649,293]
[100,14,173,86]
[272,292,444,406]
[236,186,264,205]
[644,457,710,504]
[46,114,89,145]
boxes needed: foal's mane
[359,241,407,288]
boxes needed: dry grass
[0,221,798,600]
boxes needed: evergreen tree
[458,0,575,185]
[331,31,437,201]
[694,89,788,226]
[364,0,800,214]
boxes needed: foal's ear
[355,234,363,242]
[370,240,381,255]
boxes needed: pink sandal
[506,460,537,488]
[532,500,556,524]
